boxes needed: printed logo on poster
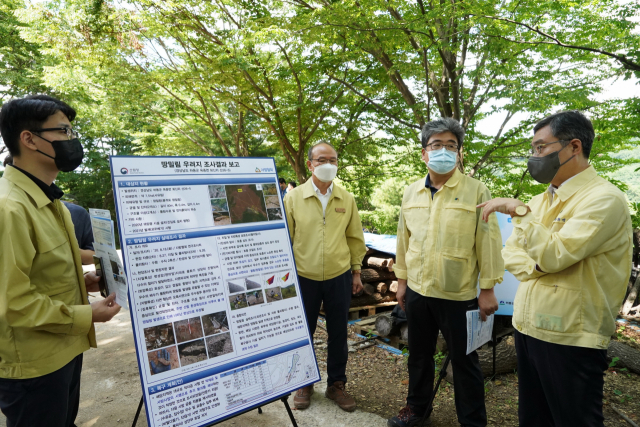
[120,167,128,174]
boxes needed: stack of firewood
[351,249,398,307]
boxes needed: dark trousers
[515,331,608,427]
[299,269,352,387]
[0,354,83,427]
[405,287,486,427]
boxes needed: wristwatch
[514,205,530,217]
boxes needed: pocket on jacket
[530,283,582,333]
[443,204,476,249]
[440,253,468,293]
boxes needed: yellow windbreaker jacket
[505,166,633,349]
[395,169,504,301]
[0,166,95,379]
[284,179,367,281]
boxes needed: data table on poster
[110,156,320,427]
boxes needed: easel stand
[132,393,298,427]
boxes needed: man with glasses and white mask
[284,141,366,412]
[389,118,504,427]
[478,110,633,427]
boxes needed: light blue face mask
[427,147,458,174]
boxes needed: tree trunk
[446,336,518,383]
[375,313,400,337]
[608,341,640,374]
[622,275,640,316]
[360,268,394,282]
[375,281,389,294]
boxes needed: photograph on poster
[267,208,283,221]
[281,284,297,300]
[210,198,229,212]
[226,184,268,224]
[246,290,265,306]
[177,339,208,366]
[147,346,180,376]
[228,279,246,294]
[265,287,283,302]
[264,195,281,209]
[206,333,234,359]
[202,311,229,336]
[244,276,262,290]
[173,317,204,343]
[261,183,277,195]
[230,293,248,310]
[144,323,176,351]
[208,184,226,198]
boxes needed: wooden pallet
[320,301,397,320]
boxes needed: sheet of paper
[89,208,116,248]
[466,309,494,355]
[94,242,129,309]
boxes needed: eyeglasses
[426,143,458,152]
[529,139,571,156]
[310,158,339,165]
[30,127,78,140]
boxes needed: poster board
[109,156,320,427]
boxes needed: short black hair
[0,94,76,156]
[288,181,297,188]
[307,141,337,160]
[533,110,594,158]
[421,117,465,149]
[3,154,13,167]
[278,177,286,184]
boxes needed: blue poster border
[109,155,321,427]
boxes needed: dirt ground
[1,305,638,427]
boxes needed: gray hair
[421,117,465,149]
[307,141,337,160]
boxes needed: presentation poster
[109,156,320,427]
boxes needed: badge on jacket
[335,208,346,213]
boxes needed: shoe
[387,405,432,427]
[325,381,356,412]
[293,385,314,409]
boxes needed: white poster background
[110,156,320,427]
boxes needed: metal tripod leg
[418,354,451,427]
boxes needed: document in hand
[466,309,494,355]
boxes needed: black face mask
[35,136,84,172]
[527,143,576,184]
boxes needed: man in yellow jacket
[478,110,633,427]
[0,95,121,427]
[389,118,504,427]
[284,141,366,412]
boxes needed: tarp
[363,232,397,256]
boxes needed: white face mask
[313,163,338,182]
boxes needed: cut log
[360,268,394,283]
[446,336,518,383]
[387,258,394,272]
[375,314,401,337]
[608,340,640,375]
[367,257,393,268]
[366,248,377,256]
[375,281,389,294]
[400,323,409,342]
[388,281,398,293]
[363,283,376,296]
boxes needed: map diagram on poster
[109,156,320,427]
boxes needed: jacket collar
[2,166,53,209]
[416,168,463,193]
[302,178,342,200]
[555,166,598,202]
